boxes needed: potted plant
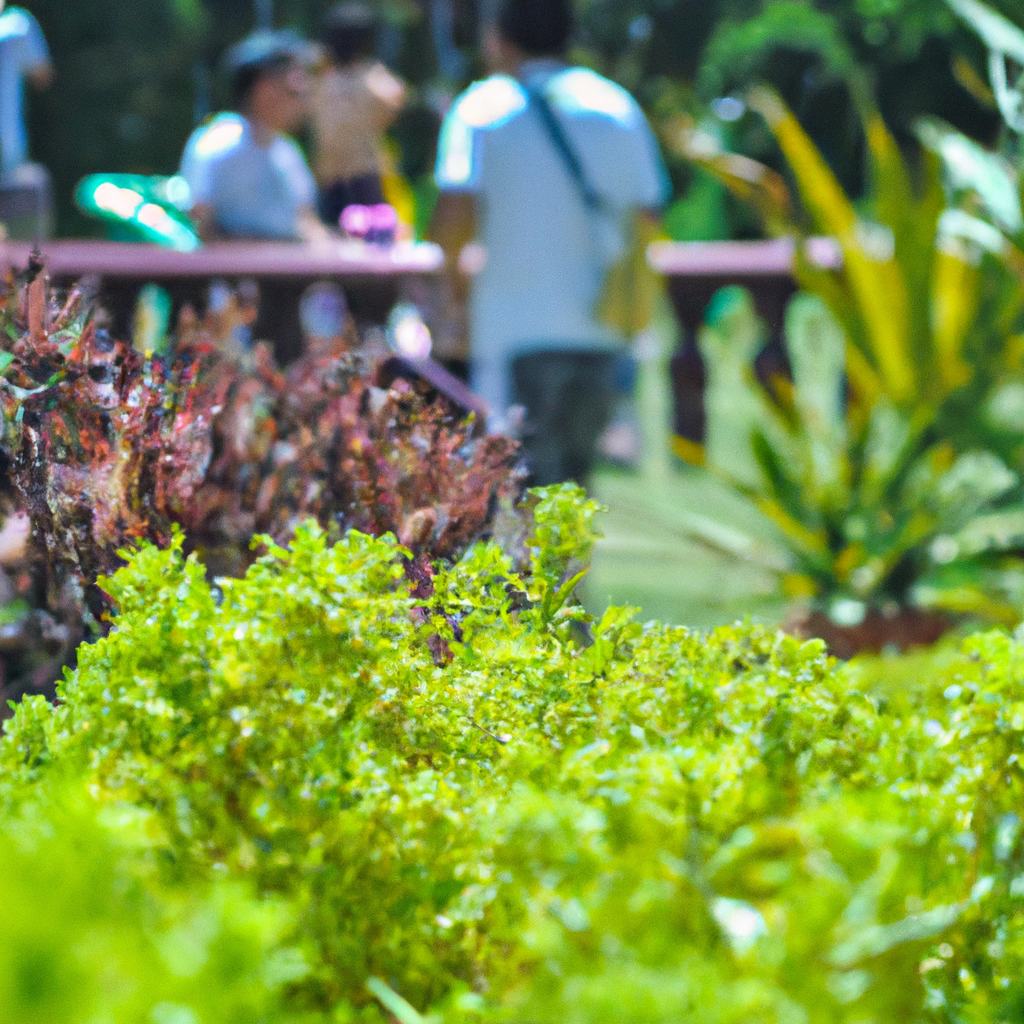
[676,87,1024,654]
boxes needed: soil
[787,607,953,660]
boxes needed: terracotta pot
[786,607,952,660]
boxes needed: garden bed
[1,486,1022,1022]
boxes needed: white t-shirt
[0,7,49,176]
[180,113,317,241]
[435,61,669,418]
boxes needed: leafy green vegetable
[3,489,1024,1022]
[0,787,304,1024]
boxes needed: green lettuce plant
[0,789,306,1024]
[5,488,1024,1021]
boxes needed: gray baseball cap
[224,29,315,76]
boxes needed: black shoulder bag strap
[525,82,608,217]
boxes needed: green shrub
[4,487,1024,1022]
[0,788,306,1024]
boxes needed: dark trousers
[511,349,617,487]
[0,163,53,241]
[318,173,386,227]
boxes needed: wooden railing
[0,237,838,435]
[648,239,842,442]
[0,239,444,364]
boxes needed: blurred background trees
[19,0,1020,236]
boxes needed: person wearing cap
[310,2,406,228]
[430,0,669,486]
[180,31,328,244]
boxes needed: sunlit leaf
[931,241,980,394]
[948,0,1024,62]
[918,117,1022,233]
[672,126,793,233]
[748,87,916,403]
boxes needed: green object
[916,116,1023,234]
[75,173,200,250]
[664,169,730,242]
[681,86,1024,624]
[4,488,1024,1020]
[134,283,173,356]
[943,0,1024,251]
[698,1,855,98]
[411,175,439,243]
[0,790,304,1024]
[949,0,1024,61]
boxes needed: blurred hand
[0,512,29,566]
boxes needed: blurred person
[0,2,53,240]
[311,2,406,227]
[430,0,669,486]
[180,31,328,244]
[0,0,50,176]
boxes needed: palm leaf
[794,256,882,413]
[865,110,917,236]
[750,493,832,570]
[933,450,1018,532]
[954,507,1024,555]
[671,507,793,574]
[913,575,1021,624]
[932,244,981,395]
[682,446,832,570]
[748,87,916,404]
[948,0,1024,63]
[917,117,1023,234]
[866,115,945,388]
[752,428,807,520]
[859,401,924,509]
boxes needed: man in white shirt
[431,0,668,485]
[180,31,327,244]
